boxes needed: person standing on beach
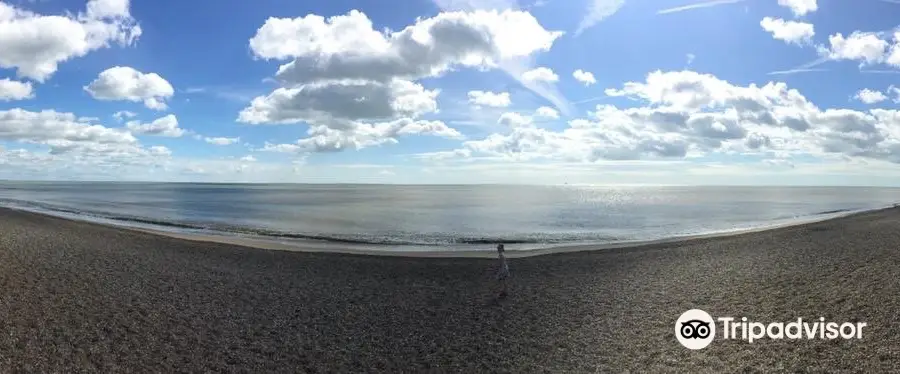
[496,244,510,297]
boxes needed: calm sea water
[0,182,897,251]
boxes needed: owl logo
[675,309,715,349]
[680,319,712,339]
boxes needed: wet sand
[0,207,898,372]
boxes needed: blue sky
[3,0,900,185]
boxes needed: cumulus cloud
[0,108,171,169]
[760,17,814,45]
[414,148,473,161]
[777,0,817,17]
[0,79,33,101]
[421,70,900,164]
[261,118,463,153]
[112,110,137,121]
[522,67,559,83]
[819,32,889,65]
[854,88,887,104]
[427,1,573,116]
[244,9,561,153]
[535,106,559,119]
[86,0,132,19]
[238,79,439,127]
[0,147,55,168]
[881,32,900,68]
[573,69,597,85]
[0,108,136,145]
[0,0,141,82]
[204,136,240,145]
[497,112,533,127]
[84,66,174,110]
[125,114,185,137]
[249,9,562,85]
[467,90,511,107]
[806,30,900,71]
[889,85,900,103]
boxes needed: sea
[0,182,898,252]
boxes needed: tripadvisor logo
[675,309,867,350]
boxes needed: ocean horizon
[1,181,898,252]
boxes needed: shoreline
[0,204,889,258]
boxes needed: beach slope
[0,207,898,372]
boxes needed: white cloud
[84,66,174,110]
[502,62,573,116]
[86,0,132,19]
[238,79,439,127]
[244,9,572,153]
[760,17,814,45]
[889,85,900,103]
[854,88,887,104]
[239,155,257,162]
[414,148,473,161]
[0,79,33,101]
[424,70,900,164]
[0,0,141,82]
[261,118,463,153]
[204,137,240,145]
[820,32,889,65]
[572,69,597,85]
[522,67,559,83]
[467,90,511,107]
[0,108,136,145]
[428,2,573,116]
[604,70,737,111]
[0,108,170,170]
[0,144,174,182]
[125,114,185,137]
[250,10,563,85]
[883,32,900,67]
[687,53,696,65]
[112,110,137,121]
[497,112,533,127]
[535,106,559,119]
[777,0,817,17]
[812,32,900,70]
[575,0,624,36]
[147,145,171,157]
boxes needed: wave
[813,208,852,215]
[0,198,890,249]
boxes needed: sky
[3,0,900,185]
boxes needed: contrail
[572,96,609,105]
[794,56,830,70]
[767,68,828,75]
[657,0,745,14]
